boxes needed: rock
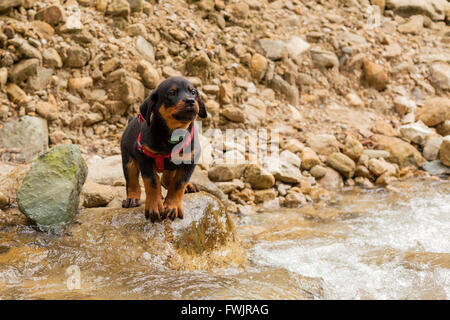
[343,136,364,161]
[393,96,416,116]
[82,181,114,208]
[423,137,444,161]
[0,116,48,163]
[6,83,27,103]
[269,75,299,106]
[363,59,389,91]
[259,39,286,60]
[87,155,124,185]
[128,0,144,12]
[64,46,90,68]
[318,168,344,191]
[372,120,399,137]
[209,164,238,182]
[440,136,450,166]
[416,98,450,127]
[250,53,268,82]
[429,62,450,91]
[190,168,227,202]
[422,160,450,175]
[372,134,425,168]
[186,51,211,77]
[222,105,246,123]
[363,149,391,159]
[254,189,277,203]
[35,5,65,25]
[10,38,42,60]
[398,15,424,34]
[0,0,22,11]
[326,152,356,179]
[121,77,145,105]
[399,121,434,146]
[36,101,58,121]
[368,158,397,177]
[385,0,449,21]
[307,134,340,155]
[286,36,310,60]
[346,93,364,108]
[310,47,339,68]
[127,23,146,37]
[106,0,130,17]
[310,165,327,179]
[283,192,307,208]
[216,179,244,194]
[137,60,160,89]
[0,67,7,88]
[8,59,39,83]
[136,36,155,62]
[301,147,321,170]
[69,192,246,270]
[0,191,7,208]
[68,77,93,91]
[17,145,88,231]
[266,151,302,184]
[244,164,275,189]
[43,48,63,68]
[437,121,450,136]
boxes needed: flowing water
[0,179,449,300]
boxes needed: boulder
[371,134,425,168]
[17,145,88,231]
[0,116,48,163]
[68,192,246,271]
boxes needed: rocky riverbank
[0,0,449,223]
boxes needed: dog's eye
[190,88,198,96]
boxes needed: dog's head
[139,77,207,130]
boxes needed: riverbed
[0,179,449,299]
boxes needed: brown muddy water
[0,179,449,300]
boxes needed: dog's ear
[139,90,159,123]
[197,95,207,119]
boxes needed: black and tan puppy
[120,77,207,222]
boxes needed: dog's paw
[145,200,165,223]
[122,198,141,208]
[163,200,184,221]
[185,183,199,193]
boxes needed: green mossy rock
[17,144,88,231]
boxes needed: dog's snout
[185,98,195,106]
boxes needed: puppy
[120,77,207,222]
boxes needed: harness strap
[136,113,194,173]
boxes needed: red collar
[136,113,195,172]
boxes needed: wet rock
[343,136,364,161]
[8,59,39,83]
[244,164,275,189]
[429,62,450,91]
[318,168,344,191]
[70,192,246,271]
[310,47,339,68]
[399,121,433,146]
[326,152,356,179]
[372,134,425,168]
[87,155,124,186]
[82,181,114,208]
[363,59,389,91]
[423,137,444,161]
[136,36,155,62]
[17,144,88,231]
[283,191,307,208]
[137,65,159,89]
[416,97,450,127]
[307,134,340,156]
[0,116,48,163]
[259,39,286,60]
[254,189,277,203]
[422,160,450,175]
[250,53,268,82]
[106,0,130,17]
[440,136,450,167]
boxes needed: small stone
[43,48,63,68]
[6,83,27,103]
[36,101,58,121]
[368,158,396,177]
[327,152,356,179]
[68,77,93,91]
[136,36,155,62]
[343,136,364,161]
[222,105,246,123]
[127,23,146,37]
[310,165,327,179]
[310,47,339,68]
[64,46,90,68]
[121,78,145,105]
[416,97,450,127]
[362,149,391,159]
[106,0,130,17]
[398,15,424,34]
[363,59,389,91]
[399,121,433,146]
[254,189,277,203]
[8,59,39,83]
[283,192,307,208]
[393,96,416,116]
[429,62,450,91]
[346,93,364,108]
[371,134,425,168]
[82,181,114,208]
[259,39,286,60]
[372,120,399,137]
[137,60,160,89]
[307,134,340,155]
[286,36,310,60]
[35,5,66,25]
[318,168,343,191]
[301,147,321,170]
[250,53,268,82]
[0,0,22,11]
[436,121,450,136]
[244,164,275,189]
[423,137,444,161]
[0,67,7,88]
[422,160,450,175]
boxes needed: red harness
[136,113,194,173]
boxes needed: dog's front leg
[163,165,195,220]
[140,165,164,223]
